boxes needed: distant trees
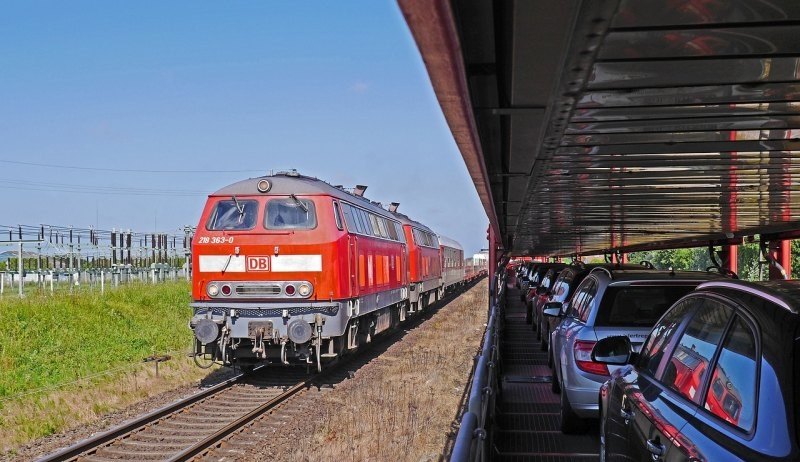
[628,239,800,281]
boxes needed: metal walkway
[493,288,598,461]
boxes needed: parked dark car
[518,262,538,299]
[594,279,800,461]
[547,268,720,433]
[525,263,566,324]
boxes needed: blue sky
[0,1,488,254]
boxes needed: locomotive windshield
[266,197,317,229]
[206,199,258,230]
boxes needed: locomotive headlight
[298,282,313,297]
[207,283,220,297]
[256,179,271,193]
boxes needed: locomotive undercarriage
[190,294,421,371]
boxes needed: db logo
[246,256,270,271]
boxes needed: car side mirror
[536,286,548,296]
[591,336,632,365]
[542,302,563,317]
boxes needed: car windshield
[594,285,696,327]
[265,197,317,229]
[206,199,258,230]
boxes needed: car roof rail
[589,266,613,279]
[705,265,739,279]
[569,259,585,268]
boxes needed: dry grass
[282,280,488,462]
[0,354,219,451]
[0,281,214,452]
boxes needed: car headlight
[207,283,219,297]
[298,282,313,297]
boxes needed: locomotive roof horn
[389,202,400,212]
[354,185,368,197]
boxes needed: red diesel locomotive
[190,171,476,371]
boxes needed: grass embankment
[283,280,489,461]
[0,282,212,450]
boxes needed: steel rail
[37,371,249,462]
[166,379,312,462]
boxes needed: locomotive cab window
[206,199,258,230]
[265,197,317,229]
[333,201,343,230]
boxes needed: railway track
[37,368,310,462]
[39,279,483,462]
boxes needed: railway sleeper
[110,438,189,450]
[97,445,178,460]
[131,432,217,443]
[80,455,135,462]
[152,420,237,432]
[156,421,225,432]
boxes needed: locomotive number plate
[248,321,274,338]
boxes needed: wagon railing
[450,270,503,462]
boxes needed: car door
[554,277,596,383]
[677,309,764,461]
[604,299,692,459]
[625,298,733,461]
[551,279,589,380]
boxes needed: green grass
[0,281,193,401]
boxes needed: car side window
[552,271,573,302]
[703,315,757,432]
[570,278,595,321]
[568,280,590,318]
[551,279,563,299]
[541,274,552,290]
[660,299,733,403]
[578,280,598,322]
[639,299,695,377]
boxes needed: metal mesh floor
[493,287,599,461]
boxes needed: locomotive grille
[210,306,339,317]
[235,284,282,296]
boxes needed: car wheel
[550,354,560,393]
[560,382,588,434]
[539,321,548,348]
[599,402,608,462]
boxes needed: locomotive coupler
[314,314,324,372]
[279,338,290,365]
[218,325,232,365]
[252,327,267,358]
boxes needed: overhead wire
[0,178,207,196]
[0,159,263,174]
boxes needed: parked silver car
[545,267,722,433]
